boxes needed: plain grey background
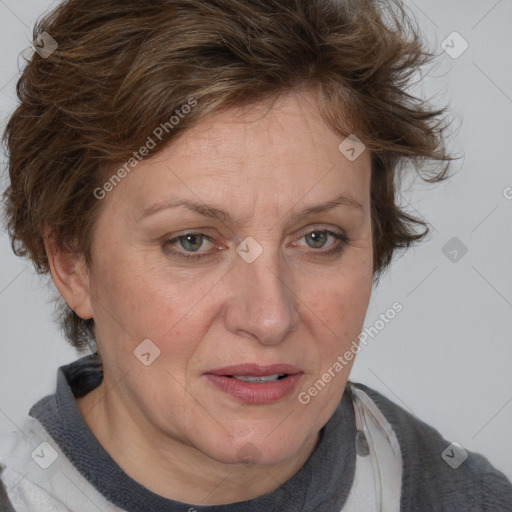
[1,0,511,482]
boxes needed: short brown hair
[2,0,454,351]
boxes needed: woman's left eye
[162,229,348,261]
[293,230,348,255]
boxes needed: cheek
[89,253,214,366]
[308,258,372,325]
[303,262,372,368]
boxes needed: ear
[43,230,93,320]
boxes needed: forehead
[104,90,372,221]
[177,91,356,164]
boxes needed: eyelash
[162,229,349,261]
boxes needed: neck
[76,380,320,505]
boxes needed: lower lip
[205,373,303,404]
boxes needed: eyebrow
[137,193,363,223]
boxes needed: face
[83,90,373,466]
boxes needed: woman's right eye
[162,233,216,260]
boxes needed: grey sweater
[1,354,511,511]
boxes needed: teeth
[233,374,286,383]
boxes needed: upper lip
[206,364,302,377]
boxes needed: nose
[223,245,301,346]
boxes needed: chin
[201,430,312,467]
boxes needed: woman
[1,0,511,510]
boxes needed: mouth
[206,363,301,380]
[228,373,289,383]
[204,364,303,404]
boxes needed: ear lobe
[43,231,93,320]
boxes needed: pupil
[307,231,327,249]
[181,234,203,252]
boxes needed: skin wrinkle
[66,90,373,505]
